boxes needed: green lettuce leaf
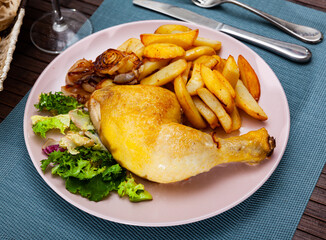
[118,175,153,202]
[31,114,70,138]
[66,175,119,202]
[59,131,95,155]
[43,147,114,180]
[69,109,94,131]
[34,91,83,115]
[64,163,126,202]
[41,147,151,202]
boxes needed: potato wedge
[193,37,222,51]
[192,96,219,129]
[95,79,115,90]
[186,62,205,95]
[174,75,207,129]
[117,38,144,59]
[235,80,267,121]
[140,30,199,49]
[230,106,241,131]
[181,62,192,84]
[193,55,218,69]
[238,55,260,101]
[138,59,169,80]
[213,70,235,98]
[213,55,226,73]
[222,55,239,88]
[143,43,185,59]
[154,24,192,34]
[184,46,216,61]
[197,88,232,133]
[140,59,187,86]
[201,65,234,113]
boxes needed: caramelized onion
[61,85,90,104]
[113,72,137,84]
[94,49,141,75]
[66,59,95,85]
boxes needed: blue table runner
[1,0,326,239]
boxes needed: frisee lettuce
[31,114,70,138]
[42,147,152,202]
[34,92,83,115]
[118,176,153,202]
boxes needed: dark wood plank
[2,77,32,97]
[310,187,326,205]
[11,54,49,73]
[316,173,326,189]
[0,90,22,107]
[297,214,326,239]
[304,200,326,222]
[287,0,326,11]
[293,229,325,240]
[0,103,14,120]
[6,65,41,85]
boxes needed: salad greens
[32,92,152,202]
[31,114,70,138]
[59,131,95,154]
[34,91,83,115]
[68,109,95,131]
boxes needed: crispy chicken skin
[88,85,275,183]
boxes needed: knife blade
[133,0,311,63]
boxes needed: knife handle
[228,0,323,44]
[220,25,311,63]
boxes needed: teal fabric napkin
[1,0,326,239]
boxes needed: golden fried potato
[201,65,234,113]
[186,62,204,95]
[193,55,218,69]
[197,88,232,133]
[238,55,261,101]
[184,46,216,61]
[193,37,222,51]
[138,59,170,80]
[230,106,241,131]
[140,30,199,49]
[235,80,267,121]
[213,55,226,73]
[154,24,192,34]
[140,59,187,86]
[117,38,145,59]
[192,96,219,129]
[222,55,239,88]
[213,70,235,98]
[95,79,115,90]
[181,62,192,84]
[143,43,185,59]
[174,75,207,129]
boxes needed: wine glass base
[30,9,93,54]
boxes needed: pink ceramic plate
[24,20,290,226]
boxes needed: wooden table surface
[0,0,325,239]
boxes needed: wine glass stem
[51,0,68,32]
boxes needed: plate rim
[23,19,290,227]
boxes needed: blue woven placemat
[1,0,326,239]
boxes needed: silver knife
[133,0,311,63]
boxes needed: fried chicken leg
[88,85,275,183]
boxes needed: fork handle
[220,24,311,62]
[228,0,323,44]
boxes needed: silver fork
[192,0,323,44]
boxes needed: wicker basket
[0,1,24,91]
